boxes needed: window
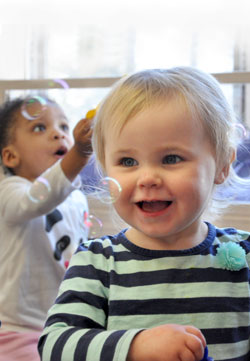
[0,0,250,198]
[0,0,250,127]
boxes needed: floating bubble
[27,176,51,203]
[21,96,47,121]
[232,123,247,142]
[48,78,70,89]
[82,177,122,204]
[95,177,122,204]
[84,211,103,239]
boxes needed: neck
[125,221,208,251]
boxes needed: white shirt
[0,161,89,332]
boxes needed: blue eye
[120,157,138,167]
[33,124,46,132]
[163,155,182,164]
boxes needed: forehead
[104,98,209,155]
[15,103,67,127]
[105,97,200,138]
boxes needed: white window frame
[1,72,250,128]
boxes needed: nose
[137,169,162,189]
[52,128,65,140]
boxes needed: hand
[73,117,93,158]
[127,324,206,361]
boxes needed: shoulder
[0,174,30,194]
[214,225,250,268]
[79,231,126,256]
[69,230,129,265]
[215,226,250,245]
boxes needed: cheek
[112,189,134,226]
[110,175,134,208]
[180,169,215,207]
[115,178,133,203]
[172,170,206,199]
[105,167,128,189]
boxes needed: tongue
[142,201,168,212]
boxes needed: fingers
[75,117,93,133]
[73,118,93,141]
[184,326,206,361]
[72,118,93,158]
[178,347,199,361]
[127,324,207,361]
[185,326,206,348]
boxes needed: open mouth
[136,200,172,213]
[54,147,67,157]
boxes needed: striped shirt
[38,222,250,361]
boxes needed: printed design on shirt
[46,209,72,268]
[54,236,71,261]
[45,209,63,232]
[45,208,86,269]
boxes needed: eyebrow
[115,145,186,153]
[114,148,137,155]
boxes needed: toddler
[0,96,92,360]
[38,68,250,361]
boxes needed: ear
[214,149,236,185]
[1,145,20,169]
[214,164,230,185]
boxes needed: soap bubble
[48,78,70,89]
[84,212,103,239]
[21,95,47,120]
[96,177,122,204]
[83,177,122,205]
[232,123,247,142]
[27,177,51,203]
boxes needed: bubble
[84,212,103,239]
[48,78,70,89]
[27,176,51,203]
[21,96,47,121]
[95,177,122,204]
[82,177,122,204]
[232,123,247,142]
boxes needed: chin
[135,223,171,239]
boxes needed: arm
[0,161,83,223]
[38,243,143,361]
[61,117,93,182]
[38,242,206,361]
[0,118,92,223]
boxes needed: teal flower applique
[216,241,246,271]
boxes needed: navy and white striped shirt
[38,223,250,361]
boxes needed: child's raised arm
[61,117,93,182]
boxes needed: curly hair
[0,97,24,154]
[0,95,58,155]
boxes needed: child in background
[38,68,250,361]
[0,96,92,361]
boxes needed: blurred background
[0,0,250,127]
[0,0,250,233]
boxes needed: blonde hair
[92,66,247,218]
[93,67,236,171]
